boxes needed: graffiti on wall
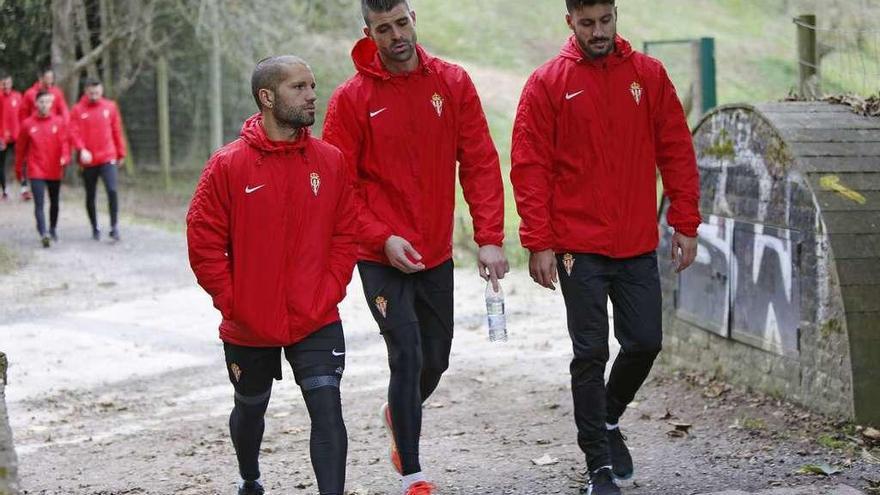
[675,215,802,356]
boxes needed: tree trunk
[51,0,77,105]
[208,0,223,152]
[99,0,114,96]
[157,56,172,190]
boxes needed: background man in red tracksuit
[71,78,127,241]
[1,71,24,200]
[20,68,69,124]
[15,90,70,248]
[322,1,508,493]
[187,56,359,495]
[511,1,701,494]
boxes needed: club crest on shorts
[630,82,643,105]
[563,253,575,276]
[431,93,444,117]
[374,296,388,318]
[230,363,242,382]
[310,172,320,196]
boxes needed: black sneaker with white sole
[580,467,621,495]
[607,427,633,480]
[237,480,265,495]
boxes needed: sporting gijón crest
[310,172,320,197]
[630,82,643,105]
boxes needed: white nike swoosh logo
[369,108,387,118]
[245,184,266,194]
[331,349,345,357]
[565,90,585,100]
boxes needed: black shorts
[357,260,454,341]
[223,321,345,396]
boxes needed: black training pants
[557,252,662,473]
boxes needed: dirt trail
[0,190,876,495]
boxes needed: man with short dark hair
[71,78,126,241]
[187,55,358,495]
[20,68,69,123]
[511,1,701,493]
[16,90,70,247]
[0,71,23,200]
[323,1,508,494]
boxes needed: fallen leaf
[796,463,842,476]
[666,430,687,438]
[669,421,693,434]
[864,427,880,442]
[531,454,559,466]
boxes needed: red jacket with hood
[187,114,359,347]
[511,35,701,258]
[20,83,69,123]
[1,89,23,144]
[15,113,70,181]
[323,38,505,269]
[70,96,126,167]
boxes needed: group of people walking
[186,1,702,494]
[0,68,125,247]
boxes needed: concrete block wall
[0,352,19,495]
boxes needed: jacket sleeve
[510,72,555,252]
[186,153,234,319]
[19,93,32,123]
[13,122,29,182]
[111,102,126,160]
[68,105,84,151]
[654,66,701,237]
[60,121,70,166]
[312,158,360,318]
[322,88,393,251]
[455,70,505,248]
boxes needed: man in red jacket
[15,90,70,247]
[20,68,69,123]
[187,55,358,495]
[0,71,24,200]
[323,1,508,494]
[71,78,126,241]
[511,1,701,494]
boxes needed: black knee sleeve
[302,376,346,495]
[230,389,271,482]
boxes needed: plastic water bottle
[486,281,507,342]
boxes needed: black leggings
[384,322,452,475]
[31,179,61,236]
[0,143,12,193]
[230,385,346,494]
[82,163,118,230]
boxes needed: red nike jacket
[511,35,701,258]
[323,38,504,269]
[187,114,359,347]
[20,83,69,123]
[70,96,126,167]
[15,114,70,181]
[1,89,23,144]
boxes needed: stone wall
[0,352,19,495]
[656,106,855,420]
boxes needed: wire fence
[795,13,880,97]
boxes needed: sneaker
[405,481,435,495]
[237,480,264,495]
[49,230,58,242]
[580,467,621,495]
[381,402,403,474]
[21,190,31,201]
[41,236,51,248]
[92,229,101,241]
[1,192,8,201]
[607,427,633,480]
[109,229,120,241]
